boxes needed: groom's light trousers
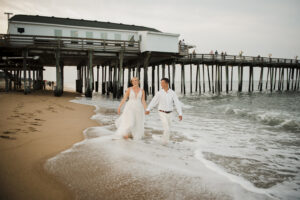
[159,112,172,142]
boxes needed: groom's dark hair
[161,78,170,84]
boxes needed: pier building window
[17,27,25,34]
[114,33,121,46]
[100,32,107,46]
[86,32,93,45]
[71,30,78,44]
[128,35,135,47]
[54,29,62,37]
[100,32,107,39]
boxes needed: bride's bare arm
[141,90,147,110]
[118,88,130,114]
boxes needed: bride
[114,77,147,140]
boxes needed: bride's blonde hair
[130,77,139,84]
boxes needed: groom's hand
[179,115,182,121]
[145,111,150,115]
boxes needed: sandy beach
[0,90,98,200]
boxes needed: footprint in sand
[30,122,41,126]
[65,106,74,111]
[28,127,37,132]
[2,129,22,135]
[34,118,45,121]
[0,135,16,140]
[47,106,57,113]
[35,110,43,114]
[3,130,15,134]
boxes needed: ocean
[45,81,300,200]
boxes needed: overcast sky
[1,0,299,59]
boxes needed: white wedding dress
[114,87,145,140]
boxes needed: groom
[145,78,182,144]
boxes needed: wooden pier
[176,54,300,94]
[1,34,299,97]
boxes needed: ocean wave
[224,107,300,133]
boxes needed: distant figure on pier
[224,52,227,56]
[215,50,218,55]
[179,39,186,52]
[181,39,185,45]
[128,36,135,47]
[257,54,261,61]
[239,51,244,57]
[192,49,196,58]
[114,77,147,140]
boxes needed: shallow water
[45,90,300,200]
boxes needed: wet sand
[0,90,98,200]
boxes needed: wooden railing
[0,34,140,53]
[182,54,299,65]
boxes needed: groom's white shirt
[146,89,182,116]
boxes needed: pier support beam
[207,65,211,92]
[108,65,112,95]
[195,64,199,92]
[162,64,165,78]
[230,66,233,91]
[102,65,106,94]
[258,67,264,92]
[211,65,214,93]
[157,65,160,92]
[181,63,186,95]
[4,69,9,92]
[113,61,118,98]
[95,65,99,92]
[117,51,124,98]
[143,52,151,97]
[22,49,30,94]
[136,63,141,80]
[190,63,193,93]
[198,64,201,94]
[152,65,155,95]
[274,67,277,91]
[172,62,176,91]
[85,50,93,97]
[248,66,254,92]
[76,65,83,93]
[128,67,131,88]
[226,65,229,93]
[168,64,171,79]
[286,68,290,91]
[202,64,205,93]
[54,49,63,96]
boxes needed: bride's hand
[118,107,121,115]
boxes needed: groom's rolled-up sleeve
[146,93,160,111]
[173,93,183,116]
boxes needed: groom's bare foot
[123,135,129,139]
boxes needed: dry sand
[0,90,98,200]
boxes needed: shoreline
[0,90,99,200]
